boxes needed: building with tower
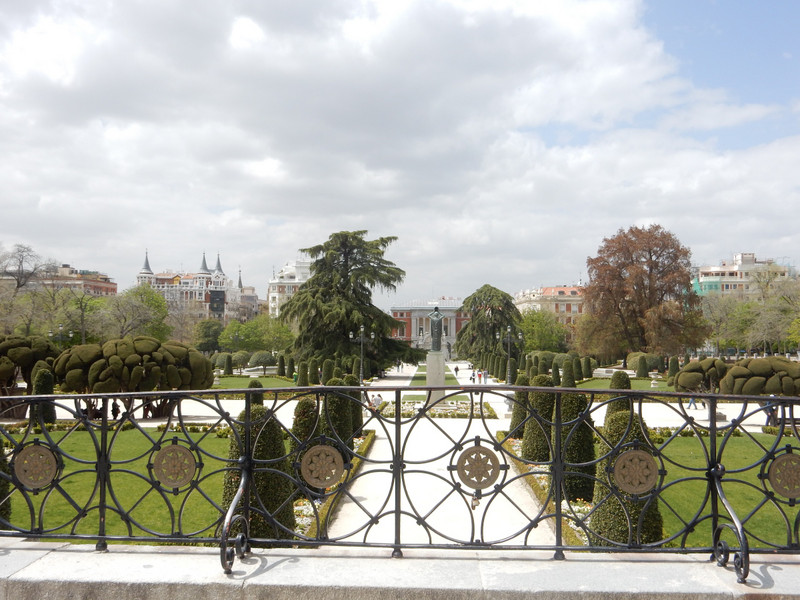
[137,252,256,323]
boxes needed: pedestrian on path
[470,370,475,383]
[454,366,459,376]
[477,371,482,384]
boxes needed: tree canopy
[519,308,568,353]
[280,231,423,367]
[454,284,521,360]
[583,224,706,356]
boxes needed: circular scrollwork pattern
[153,444,197,489]
[301,445,344,488]
[612,449,658,495]
[768,453,800,499]
[14,444,59,490]
[456,446,500,490]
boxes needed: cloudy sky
[1,0,798,309]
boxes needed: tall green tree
[280,231,423,367]
[95,284,171,341]
[193,319,224,354]
[454,284,521,361]
[520,309,568,353]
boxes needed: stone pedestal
[426,351,446,403]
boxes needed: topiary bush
[573,357,583,381]
[343,373,362,436]
[290,395,319,453]
[277,354,286,377]
[508,372,529,438]
[321,359,334,385]
[223,353,233,375]
[561,360,575,388]
[606,370,632,423]
[557,392,595,502]
[31,368,56,424]
[675,357,732,393]
[636,356,648,378]
[308,358,319,385]
[551,363,561,386]
[582,357,593,380]
[287,357,295,380]
[247,379,264,406]
[590,410,663,546]
[0,445,9,523]
[521,374,554,463]
[222,404,296,541]
[297,361,309,386]
[667,356,679,380]
[321,377,354,450]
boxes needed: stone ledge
[2,539,800,600]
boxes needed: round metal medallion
[153,444,197,489]
[612,449,658,495]
[14,444,59,490]
[768,453,800,499]
[456,446,500,490]
[301,445,344,488]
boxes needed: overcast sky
[1,0,798,310]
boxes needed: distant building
[136,252,253,323]
[514,286,584,326]
[267,259,311,317]
[389,297,469,353]
[37,264,117,296]
[692,253,797,297]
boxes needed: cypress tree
[308,358,319,385]
[582,357,592,380]
[508,358,518,383]
[223,353,233,376]
[508,372,529,438]
[222,405,296,541]
[561,360,575,388]
[591,410,663,546]
[573,357,583,381]
[32,368,56,424]
[277,354,286,377]
[558,392,595,502]
[247,379,264,406]
[297,361,309,386]
[551,363,561,386]
[636,356,648,378]
[521,374,554,462]
[321,378,354,450]
[290,395,319,453]
[343,373,362,436]
[287,357,295,380]
[322,359,334,385]
[606,371,632,425]
[667,356,679,379]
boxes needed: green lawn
[214,376,291,389]
[578,377,671,391]
[6,427,231,540]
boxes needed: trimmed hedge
[590,410,663,546]
[521,374,554,462]
[508,372,530,438]
[222,405,296,541]
[558,393,595,502]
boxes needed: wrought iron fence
[1,385,800,583]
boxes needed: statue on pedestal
[428,307,443,352]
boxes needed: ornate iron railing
[1,385,800,583]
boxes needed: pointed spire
[140,250,153,275]
[237,267,243,289]
[198,252,211,275]
[214,253,224,275]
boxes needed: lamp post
[49,323,73,350]
[349,325,375,383]
[496,326,523,384]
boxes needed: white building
[136,252,250,323]
[267,259,311,317]
[692,253,797,297]
[514,286,584,326]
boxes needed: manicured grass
[578,377,671,391]
[214,376,291,389]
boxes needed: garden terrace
[1,385,800,591]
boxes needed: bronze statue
[428,306,443,352]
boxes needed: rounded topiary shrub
[287,357,295,379]
[573,357,583,381]
[508,372,529,438]
[223,405,296,541]
[551,364,561,386]
[561,360,575,388]
[247,379,264,406]
[223,353,233,376]
[521,374,554,462]
[557,393,595,502]
[590,410,663,546]
[667,356,679,379]
[582,357,592,380]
